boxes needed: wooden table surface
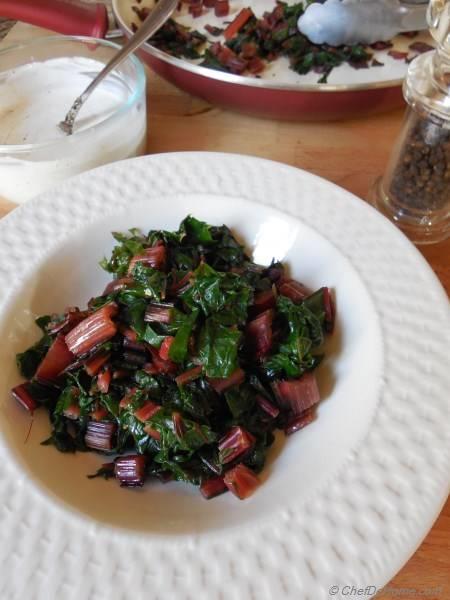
[1,22,448,600]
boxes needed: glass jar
[371,0,450,244]
[0,36,147,205]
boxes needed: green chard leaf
[16,336,50,379]
[16,316,53,378]
[208,225,248,269]
[168,308,199,363]
[134,370,161,396]
[99,394,120,419]
[224,384,255,419]
[100,229,146,276]
[181,262,251,325]
[264,295,324,378]
[54,386,78,416]
[180,215,214,244]
[43,410,88,453]
[35,315,52,333]
[130,263,166,300]
[141,323,166,348]
[87,464,115,480]
[149,409,216,453]
[198,318,241,378]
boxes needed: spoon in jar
[59,0,178,135]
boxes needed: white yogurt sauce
[0,57,146,204]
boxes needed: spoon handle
[61,0,178,134]
[79,0,178,105]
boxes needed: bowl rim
[0,35,146,154]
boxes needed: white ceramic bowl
[0,153,448,600]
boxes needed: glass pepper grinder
[371,0,450,244]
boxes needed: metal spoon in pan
[59,0,178,135]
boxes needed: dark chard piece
[200,476,228,499]
[120,326,138,341]
[223,7,254,41]
[144,302,173,324]
[218,426,256,464]
[65,304,118,356]
[266,262,284,283]
[256,394,279,418]
[127,244,166,274]
[144,424,161,441]
[208,367,245,393]
[147,346,177,375]
[122,351,147,367]
[159,336,175,361]
[323,287,335,333]
[113,368,132,380]
[97,367,111,394]
[303,286,335,333]
[246,309,274,359]
[84,351,110,376]
[278,278,310,303]
[134,401,161,423]
[90,407,109,421]
[284,407,316,435]
[175,365,203,387]
[204,24,224,36]
[172,411,185,438]
[102,277,134,295]
[272,372,320,417]
[63,404,81,420]
[388,49,409,60]
[114,455,147,487]
[223,464,260,500]
[47,308,88,335]
[250,289,276,316]
[85,421,117,451]
[87,461,115,480]
[35,334,75,383]
[11,383,38,414]
[214,0,229,17]
[169,270,193,295]
[123,337,146,352]
[199,447,222,475]
[189,3,202,18]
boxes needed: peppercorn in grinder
[372,0,450,244]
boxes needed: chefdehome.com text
[328,584,444,597]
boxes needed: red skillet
[0,0,407,120]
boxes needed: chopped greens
[137,1,374,84]
[12,215,335,500]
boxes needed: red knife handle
[0,0,109,38]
